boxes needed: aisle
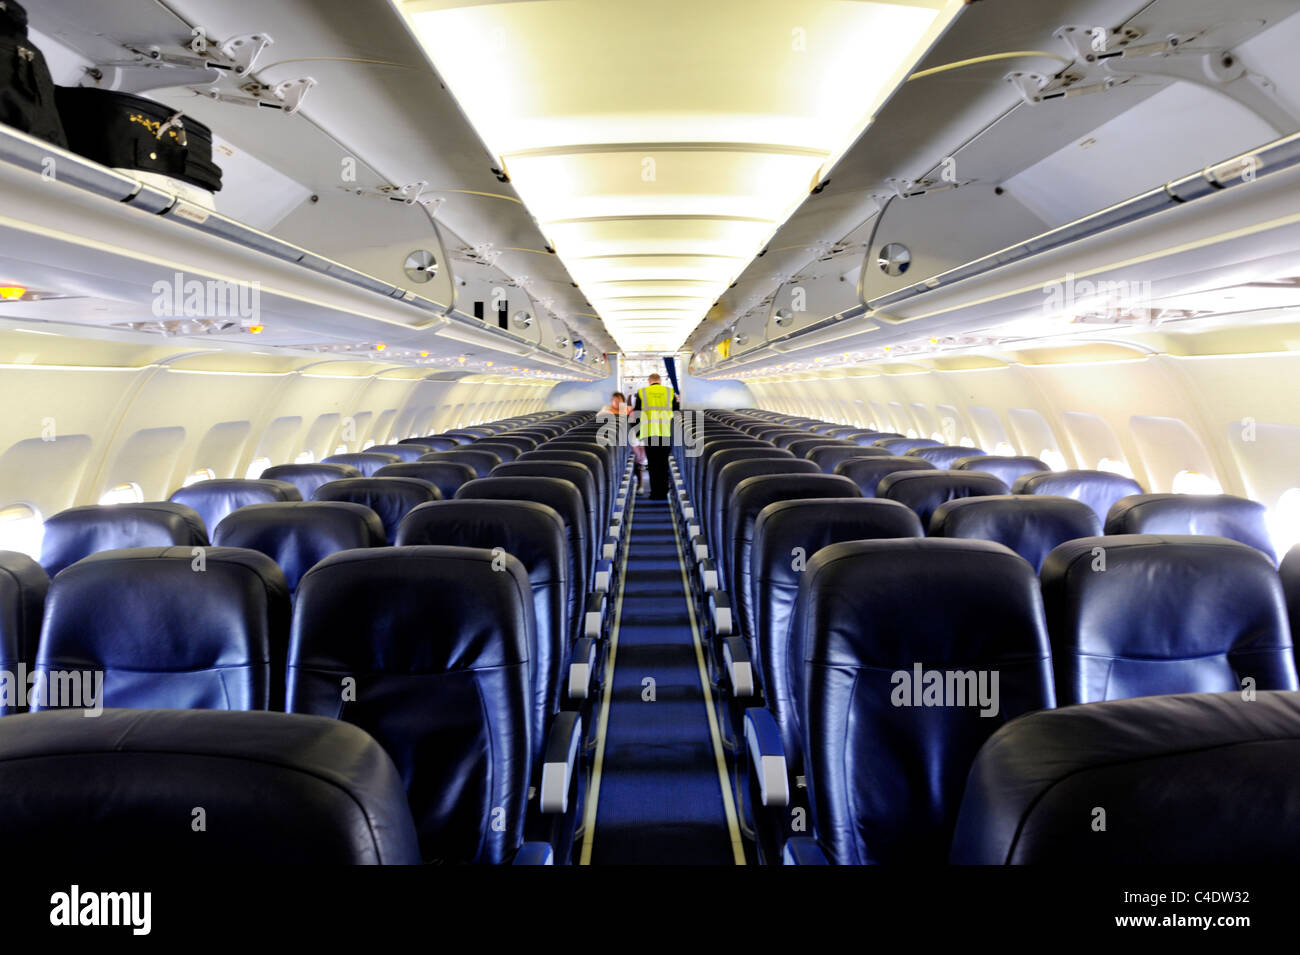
[581,495,743,864]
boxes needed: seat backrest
[395,499,568,755]
[878,470,1010,527]
[930,495,1100,571]
[907,445,985,469]
[954,454,1046,487]
[0,708,420,863]
[409,435,463,451]
[0,552,48,713]
[519,448,607,526]
[467,441,521,463]
[751,499,922,764]
[492,461,598,559]
[170,478,303,534]
[1012,469,1143,522]
[695,438,777,506]
[547,440,616,490]
[365,443,432,462]
[312,477,441,543]
[728,474,861,638]
[951,690,1300,864]
[321,452,403,477]
[489,435,540,454]
[1041,534,1298,704]
[713,458,818,580]
[772,431,817,450]
[261,463,363,499]
[416,449,502,479]
[874,437,943,454]
[1282,546,1300,661]
[844,430,903,446]
[787,437,848,460]
[34,546,289,712]
[288,547,534,864]
[212,501,386,593]
[805,444,891,474]
[703,447,794,529]
[374,460,478,499]
[832,456,934,497]
[40,502,209,576]
[797,539,1054,865]
[1104,493,1275,559]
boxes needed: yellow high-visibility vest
[638,383,675,439]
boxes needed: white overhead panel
[393,0,964,352]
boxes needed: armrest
[584,591,606,639]
[782,837,830,865]
[744,707,790,807]
[723,636,755,697]
[593,558,614,594]
[708,590,733,637]
[602,534,618,561]
[540,711,583,814]
[513,842,556,865]
[568,637,598,700]
[698,558,719,594]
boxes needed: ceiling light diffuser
[394,0,964,352]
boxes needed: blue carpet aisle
[581,495,744,864]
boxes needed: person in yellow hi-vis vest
[632,373,680,499]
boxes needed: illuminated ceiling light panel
[395,0,964,352]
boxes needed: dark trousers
[644,439,672,499]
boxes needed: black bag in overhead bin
[54,86,223,192]
[0,0,69,147]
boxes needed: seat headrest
[0,708,420,863]
[365,443,433,462]
[1281,546,1300,644]
[409,436,462,451]
[169,478,303,535]
[908,445,986,469]
[753,499,923,590]
[0,551,48,690]
[454,476,585,535]
[312,477,441,544]
[1104,493,1274,559]
[874,437,942,454]
[930,494,1100,571]
[491,462,594,504]
[805,445,892,472]
[36,546,289,711]
[732,474,860,523]
[1040,534,1296,703]
[845,431,903,447]
[719,457,818,490]
[261,463,363,499]
[212,502,386,592]
[396,500,566,588]
[40,502,209,577]
[952,691,1300,863]
[466,442,521,463]
[832,456,934,497]
[485,435,539,453]
[415,449,502,478]
[1011,469,1143,521]
[321,452,403,476]
[878,470,1010,526]
[373,460,477,499]
[954,455,1047,487]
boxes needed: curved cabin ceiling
[392,0,965,353]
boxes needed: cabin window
[0,503,44,559]
[1039,449,1067,472]
[1171,469,1222,494]
[99,482,143,505]
[293,450,315,464]
[1268,488,1300,560]
[181,468,216,487]
[245,457,272,480]
[1097,457,1135,479]
[994,441,1016,456]
[362,439,376,450]
[333,444,348,455]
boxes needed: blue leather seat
[786,539,1054,865]
[404,435,462,451]
[491,435,540,454]
[0,708,420,863]
[0,552,48,715]
[833,456,933,497]
[844,430,902,446]
[1040,535,1298,704]
[1012,469,1143,522]
[32,546,289,712]
[40,502,209,577]
[1104,493,1274,559]
[954,454,1046,487]
[365,443,432,462]
[321,452,402,476]
[212,502,385,593]
[1282,546,1300,663]
[713,459,819,582]
[546,441,617,496]
[312,477,441,544]
[786,438,849,460]
[695,439,782,512]
[374,460,478,499]
[702,448,795,535]
[287,547,537,864]
[929,495,1101,571]
[878,470,1009,527]
[261,463,362,499]
[772,432,818,450]
[170,478,302,534]
[492,461,599,566]
[467,441,522,463]
[951,690,1300,864]
[804,444,891,473]
[519,449,609,528]
[908,445,985,469]
[874,437,942,454]
[416,449,502,479]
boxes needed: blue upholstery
[844,430,902,446]
[930,495,1100,571]
[547,441,616,491]
[212,501,385,593]
[772,432,817,450]
[288,546,534,864]
[907,445,985,469]
[713,459,819,582]
[519,449,608,527]
[1282,546,1300,665]
[702,448,793,533]
[0,708,420,863]
[1012,469,1143,522]
[466,442,521,463]
[954,455,1046,487]
[1104,493,1275,559]
[374,460,478,500]
[492,461,599,560]
[952,691,1300,864]
[878,470,1009,526]
[365,443,433,462]
[261,463,362,499]
[33,546,289,712]
[874,437,942,454]
[787,438,849,460]
[489,435,540,454]
[170,478,302,534]
[395,499,569,753]
[0,551,48,714]
[416,449,502,479]
[751,499,922,765]
[321,452,402,476]
[695,440,784,513]
[40,502,209,577]
[312,477,441,543]
[1040,535,1298,704]
[805,444,891,473]
[797,539,1054,864]
[407,435,463,451]
[833,456,933,497]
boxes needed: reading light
[392,0,964,352]
[512,310,534,328]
